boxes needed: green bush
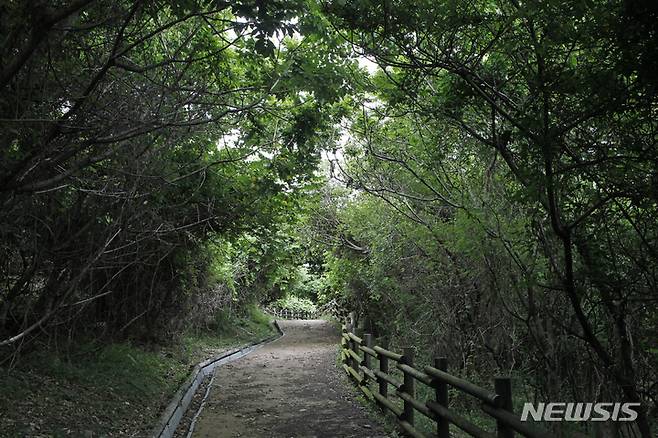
[272,295,317,313]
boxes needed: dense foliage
[0,0,351,348]
[1,0,656,436]
[304,1,657,436]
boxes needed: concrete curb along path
[151,321,284,438]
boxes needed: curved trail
[189,319,388,438]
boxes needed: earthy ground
[187,319,389,438]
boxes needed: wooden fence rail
[340,323,558,438]
[264,307,317,320]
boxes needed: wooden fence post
[341,325,348,367]
[495,377,514,438]
[434,357,449,438]
[362,333,373,394]
[345,318,353,369]
[363,333,373,371]
[363,316,372,334]
[349,327,359,371]
[355,327,364,376]
[401,347,415,426]
[377,341,388,409]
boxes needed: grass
[181,305,275,363]
[0,306,275,437]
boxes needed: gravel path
[188,319,388,438]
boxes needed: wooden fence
[265,307,317,320]
[340,323,562,438]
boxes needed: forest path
[188,319,388,438]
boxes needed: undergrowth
[271,295,317,313]
[0,306,274,437]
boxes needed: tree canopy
[0,1,656,436]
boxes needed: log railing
[340,324,558,438]
[265,307,317,320]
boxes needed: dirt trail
[188,319,388,438]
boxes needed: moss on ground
[0,306,275,437]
